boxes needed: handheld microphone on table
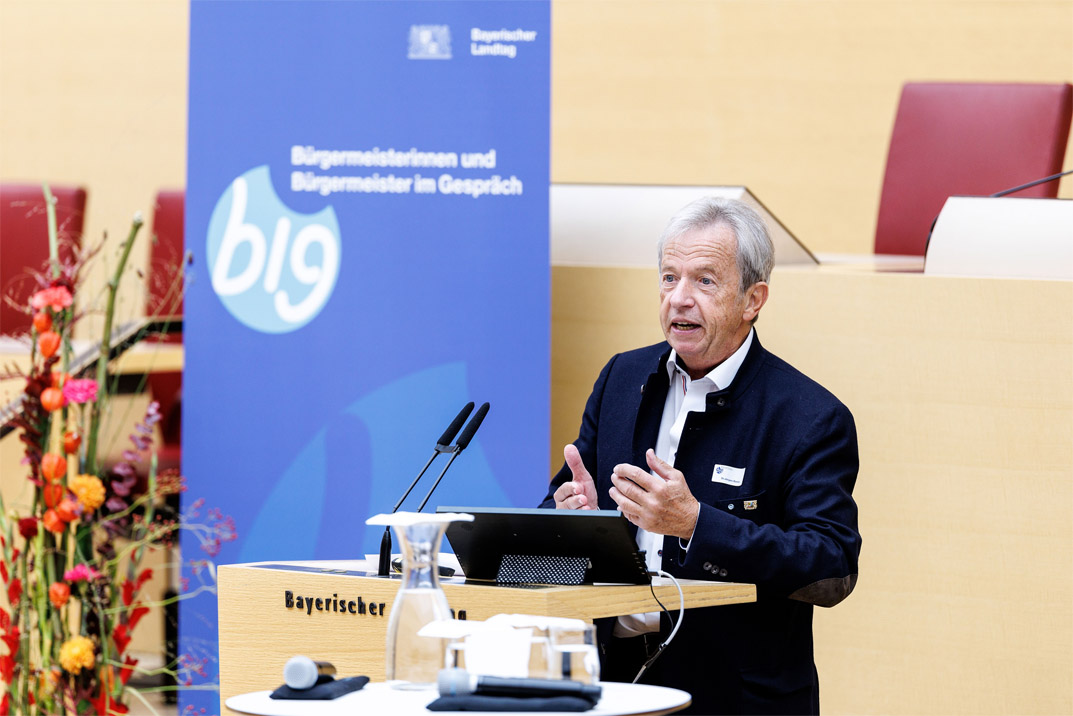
[415,402,490,513]
[437,668,602,700]
[377,402,474,576]
[284,656,337,690]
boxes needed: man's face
[658,224,767,379]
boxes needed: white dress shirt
[614,329,755,637]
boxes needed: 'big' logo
[207,166,341,333]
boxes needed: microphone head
[454,402,489,450]
[437,668,475,696]
[437,402,474,449]
[284,656,318,690]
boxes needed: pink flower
[63,564,102,582]
[30,286,73,312]
[61,379,98,405]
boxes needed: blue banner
[182,2,549,710]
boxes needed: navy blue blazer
[541,334,861,715]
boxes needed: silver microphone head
[284,656,335,689]
[437,667,475,696]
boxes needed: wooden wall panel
[551,264,1073,715]
[552,1,1073,254]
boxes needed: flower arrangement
[0,187,236,714]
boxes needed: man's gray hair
[657,197,775,292]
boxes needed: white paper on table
[464,627,533,678]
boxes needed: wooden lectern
[217,561,755,713]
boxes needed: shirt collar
[666,327,755,390]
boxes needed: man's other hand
[553,444,599,510]
[609,449,700,540]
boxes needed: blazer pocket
[711,490,770,525]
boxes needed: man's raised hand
[552,444,599,510]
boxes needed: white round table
[226,681,691,716]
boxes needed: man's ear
[743,282,769,322]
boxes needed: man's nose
[669,281,694,307]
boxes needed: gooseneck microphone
[415,402,489,513]
[377,402,474,576]
[437,668,602,700]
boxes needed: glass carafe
[367,511,471,689]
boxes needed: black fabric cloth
[269,675,369,700]
[426,694,598,712]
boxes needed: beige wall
[552,1,1073,253]
[1,1,1070,273]
[2,0,1072,711]
[0,0,190,339]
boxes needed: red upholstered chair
[1,184,87,335]
[874,82,1073,256]
[144,190,185,473]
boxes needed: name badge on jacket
[711,464,745,486]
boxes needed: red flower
[30,286,73,312]
[6,579,20,606]
[127,606,149,632]
[89,684,129,716]
[0,656,13,686]
[119,655,138,685]
[17,517,38,540]
[121,569,153,606]
[49,582,70,609]
[112,623,131,655]
[0,623,18,655]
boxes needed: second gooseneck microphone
[377,402,490,576]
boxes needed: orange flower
[70,475,105,512]
[55,498,79,523]
[63,430,81,455]
[49,582,70,609]
[38,331,61,358]
[40,453,67,481]
[42,509,65,534]
[58,635,95,674]
[42,483,65,508]
[32,311,51,333]
[40,387,65,412]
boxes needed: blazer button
[716,397,726,407]
[719,569,728,577]
[703,562,713,571]
[727,504,734,510]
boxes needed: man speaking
[541,197,861,715]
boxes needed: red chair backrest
[1,184,87,335]
[144,190,185,450]
[146,190,185,319]
[875,82,1073,256]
